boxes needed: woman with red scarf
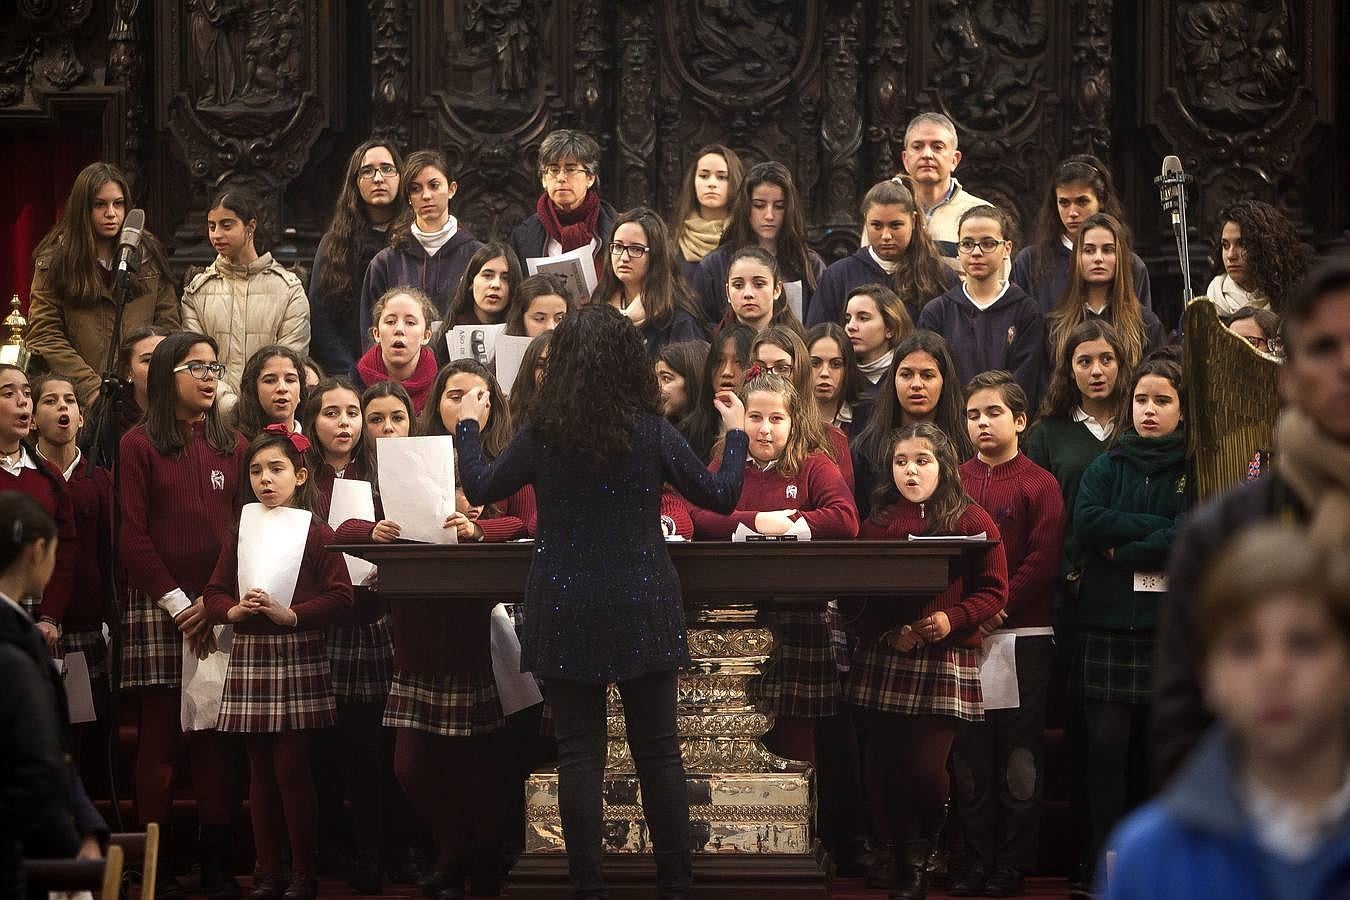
[508,130,617,292]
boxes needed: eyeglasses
[357,163,398,181]
[761,363,794,377]
[957,238,1005,254]
[542,164,589,180]
[609,242,649,259]
[173,362,226,381]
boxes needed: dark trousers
[953,635,1053,873]
[547,670,690,897]
[1083,700,1150,863]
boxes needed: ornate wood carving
[108,0,150,197]
[818,0,864,255]
[864,0,911,185]
[615,0,657,210]
[156,1,342,255]
[1070,0,1112,157]
[369,0,412,149]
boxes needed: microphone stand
[1154,167,1197,312]
[82,250,141,832]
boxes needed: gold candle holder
[0,294,30,370]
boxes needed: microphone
[1160,156,1183,235]
[115,208,146,278]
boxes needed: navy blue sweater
[359,229,482,350]
[807,247,959,328]
[693,244,826,326]
[917,281,1046,411]
[1010,242,1154,315]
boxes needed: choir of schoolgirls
[31,113,1324,900]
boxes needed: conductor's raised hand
[458,386,491,426]
[713,390,745,432]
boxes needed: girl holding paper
[118,332,248,897]
[302,377,397,893]
[455,305,748,898]
[689,371,857,761]
[352,287,440,415]
[847,422,1007,900]
[205,426,352,900]
[949,371,1064,897]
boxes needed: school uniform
[1,447,78,640]
[806,247,960,327]
[918,281,1046,411]
[692,244,827,325]
[1010,242,1154,315]
[956,453,1065,877]
[691,453,859,719]
[203,517,350,732]
[847,502,1007,722]
[359,229,482,350]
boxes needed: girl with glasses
[361,150,484,345]
[310,140,407,376]
[508,129,618,273]
[592,207,707,356]
[119,331,248,898]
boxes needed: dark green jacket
[1072,430,1187,631]
[1024,415,1111,582]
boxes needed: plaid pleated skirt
[327,616,394,704]
[61,628,110,681]
[120,589,184,689]
[750,606,843,718]
[217,631,337,733]
[846,641,984,722]
[1075,628,1155,704]
[382,669,504,737]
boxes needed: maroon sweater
[827,425,855,495]
[119,422,247,600]
[205,516,352,633]
[857,502,1008,648]
[691,452,859,539]
[2,453,78,624]
[959,453,1065,630]
[60,459,113,631]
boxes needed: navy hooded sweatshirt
[358,228,482,350]
[807,247,959,328]
[917,281,1046,411]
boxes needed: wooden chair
[23,843,124,900]
[109,822,160,898]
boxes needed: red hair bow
[264,423,311,454]
[743,363,765,384]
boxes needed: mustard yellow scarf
[678,215,726,263]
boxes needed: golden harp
[1183,297,1282,499]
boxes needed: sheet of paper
[489,603,544,716]
[978,632,1019,711]
[526,244,599,305]
[238,504,311,609]
[329,479,377,585]
[377,435,458,544]
[61,651,96,724]
[783,280,804,322]
[906,532,989,542]
[1133,572,1168,593]
[181,625,233,732]
[494,334,535,396]
[445,322,509,367]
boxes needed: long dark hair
[359,380,417,481]
[853,330,973,471]
[860,178,949,316]
[1031,154,1125,281]
[1038,318,1130,422]
[719,161,818,290]
[116,324,174,380]
[301,376,365,465]
[506,274,575,337]
[671,144,745,244]
[723,246,805,335]
[679,323,754,461]
[870,423,971,534]
[529,305,660,468]
[421,359,513,459]
[443,241,523,326]
[315,139,407,311]
[509,331,552,429]
[804,322,863,415]
[1208,199,1310,314]
[32,162,170,307]
[388,150,454,251]
[1117,354,1186,442]
[593,207,704,332]
[144,332,237,457]
[1048,212,1147,370]
[235,344,307,439]
[239,428,321,513]
[655,339,709,423]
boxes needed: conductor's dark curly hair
[1209,199,1310,314]
[528,305,660,467]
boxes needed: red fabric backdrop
[0,134,102,313]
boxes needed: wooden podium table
[335,540,979,898]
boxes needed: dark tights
[1084,700,1150,863]
[135,688,236,828]
[394,728,509,873]
[863,711,956,845]
[247,731,318,876]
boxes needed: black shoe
[281,873,318,900]
[248,874,286,900]
[348,859,384,895]
[983,864,1025,897]
[1069,862,1094,899]
[890,840,930,900]
[865,843,898,889]
[949,861,992,896]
